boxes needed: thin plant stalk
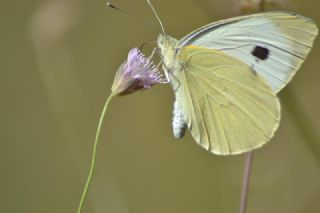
[259,0,266,12]
[239,151,254,213]
[77,93,114,213]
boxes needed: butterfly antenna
[107,1,154,26]
[146,0,166,35]
[139,41,157,50]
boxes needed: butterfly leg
[148,47,158,61]
[139,41,157,51]
[168,71,181,92]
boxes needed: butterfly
[147,1,318,155]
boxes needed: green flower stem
[77,93,115,213]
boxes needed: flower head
[111,48,167,96]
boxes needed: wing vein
[196,71,279,121]
[197,76,270,137]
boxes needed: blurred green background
[1,0,320,212]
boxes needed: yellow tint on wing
[174,45,281,155]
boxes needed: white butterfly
[148,1,318,155]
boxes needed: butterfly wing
[172,45,280,155]
[177,12,318,93]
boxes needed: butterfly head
[157,34,178,67]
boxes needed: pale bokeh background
[1,0,320,212]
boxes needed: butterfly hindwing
[172,45,281,155]
[177,12,318,93]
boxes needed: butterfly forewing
[172,46,281,155]
[177,12,318,93]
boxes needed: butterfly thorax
[157,34,181,78]
[157,34,188,138]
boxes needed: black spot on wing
[251,46,270,60]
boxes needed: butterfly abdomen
[172,99,187,139]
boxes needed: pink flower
[111,48,167,96]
